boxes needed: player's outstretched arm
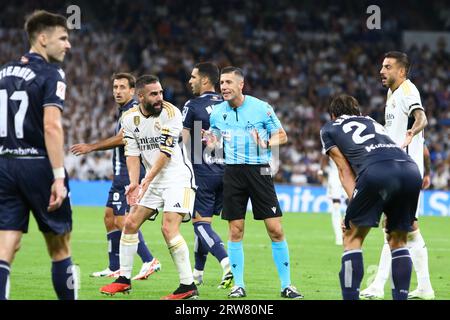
[70,129,125,155]
[44,106,67,212]
[401,109,428,148]
[423,144,431,189]
[328,147,356,200]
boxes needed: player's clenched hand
[400,129,414,149]
[48,179,67,212]
[202,129,218,149]
[125,183,139,206]
[70,143,93,156]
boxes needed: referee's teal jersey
[210,95,283,164]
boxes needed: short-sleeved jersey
[0,53,66,157]
[182,91,224,175]
[121,101,195,188]
[320,115,414,176]
[385,79,424,176]
[209,95,282,165]
[113,98,139,176]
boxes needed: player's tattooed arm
[328,146,356,200]
[423,144,431,189]
[402,109,428,148]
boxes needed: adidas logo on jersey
[174,203,181,208]
[134,127,140,133]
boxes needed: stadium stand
[1,0,448,189]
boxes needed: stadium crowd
[1,0,449,189]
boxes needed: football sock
[194,233,208,271]
[137,230,153,263]
[0,260,10,300]
[391,248,412,300]
[407,229,433,292]
[331,202,343,243]
[369,231,391,290]
[194,222,228,263]
[339,249,364,300]
[168,234,194,285]
[220,257,231,276]
[107,229,121,271]
[119,233,139,279]
[228,241,245,288]
[271,240,291,290]
[52,257,77,300]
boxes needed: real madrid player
[100,75,198,300]
[360,51,434,300]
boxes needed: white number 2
[342,120,388,144]
[0,89,29,139]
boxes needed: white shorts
[327,175,345,200]
[415,191,424,219]
[138,186,196,222]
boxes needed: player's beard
[143,101,163,117]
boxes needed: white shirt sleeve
[122,115,141,157]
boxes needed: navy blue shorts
[193,174,223,218]
[106,175,131,216]
[345,160,422,233]
[0,157,72,234]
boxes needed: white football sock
[220,257,231,275]
[407,229,433,292]
[370,230,391,290]
[331,202,343,243]
[168,234,194,285]
[119,233,139,279]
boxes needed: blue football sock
[194,234,208,271]
[391,248,412,300]
[271,240,291,290]
[52,257,77,300]
[107,230,121,271]
[137,230,154,263]
[0,260,10,300]
[339,250,364,300]
[194,222,228,263]
[228,241,245,288]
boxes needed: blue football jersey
[182,91,224,175]
[113,98,139,176]
[0,53,66,157]
[320,115,414,176]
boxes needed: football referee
[204,66,303,299]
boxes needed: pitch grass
[9,206,450,300]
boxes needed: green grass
[9,207,450,300]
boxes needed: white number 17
[0,89,29,139]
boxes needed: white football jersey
[384,79,424,176]
[326,158,345,200]
[121,101,195,188]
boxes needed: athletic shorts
[345,160,422,233]
[105,174,130,216]
[0,157,72,234]
[192,174,223,219]
[222,164,282,221]
[138,185,196,222]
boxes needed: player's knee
[124,215,139,233]
[161,222,178,240]
[267,227,284,242]
[114,216,125,230]
[229,225,244,241]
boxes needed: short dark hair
[328,94,361,118]
[24,10,68,44]
[195,62,219,86]
[136,75,160,90]
[384,51,410,75]
[111,73,136,88]
[221,66,244,79]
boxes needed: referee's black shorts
[222,164,282,221]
